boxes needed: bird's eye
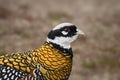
[64,27,71,32]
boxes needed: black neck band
[45,41,73,59]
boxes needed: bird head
[47,22,85,49]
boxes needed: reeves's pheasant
[0,23,84,80]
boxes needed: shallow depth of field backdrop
[0,0,120,80]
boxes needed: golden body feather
[0,43,72,80]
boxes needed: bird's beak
[77,29,85,35]
[77,29,86,41]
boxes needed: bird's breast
[36,43,73,80]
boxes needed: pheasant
[0,22,84,80]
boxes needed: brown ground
[0,0,120,80]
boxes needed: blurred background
[0,0,120,80]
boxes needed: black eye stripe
[47,25,77,39]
